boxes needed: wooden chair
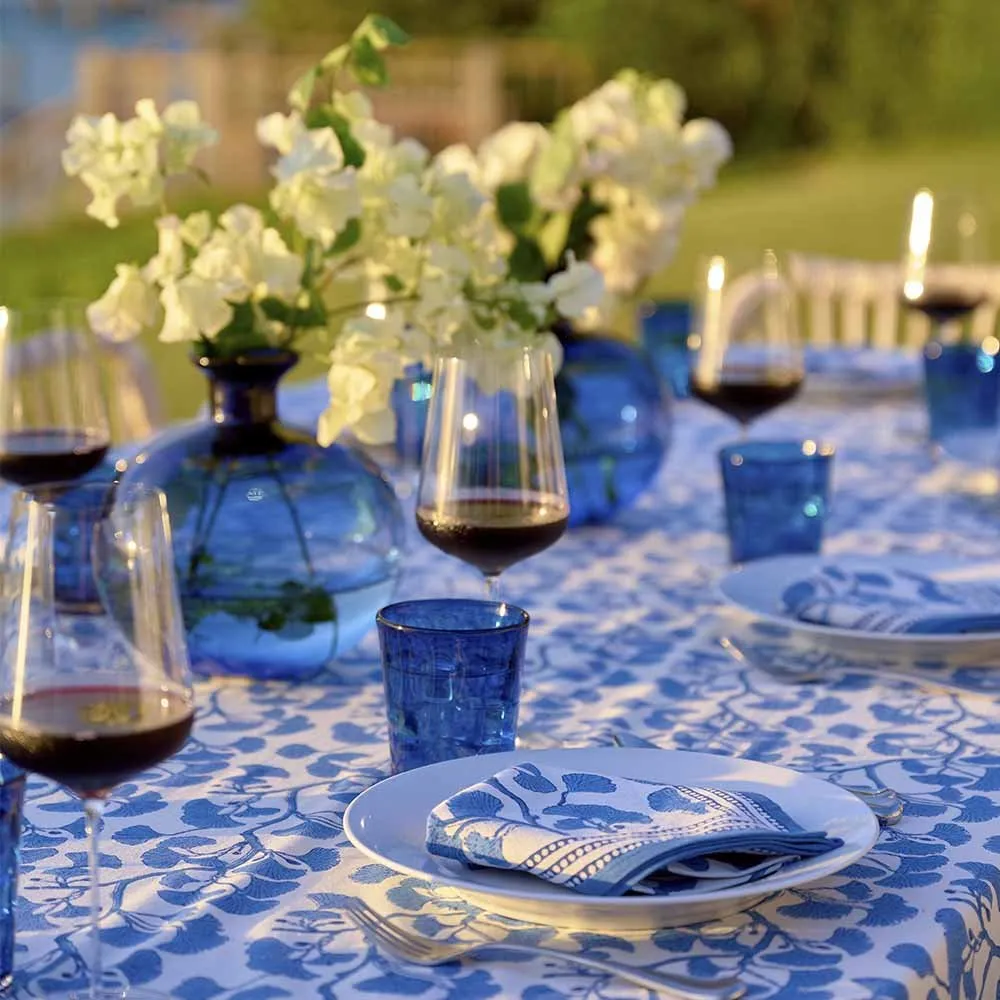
[787,253,1000,350]
[8,329,164,444]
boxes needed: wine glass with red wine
[689,250,804,438]
[901,189,987,325]
[416,344,570,599]
[0,303,111,493]
[0,483,194,1000]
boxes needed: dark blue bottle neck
[210,378,281,426]
[199,352,298,427]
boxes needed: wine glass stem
[83,797,106,999]
[484,573,502,602]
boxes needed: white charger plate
[718,553,1000,661]
[343,747,878,931]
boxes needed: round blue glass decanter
[121,350,404,679]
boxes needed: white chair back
[787,254,1000,350]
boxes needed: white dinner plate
[718,553,1000,661]
[342,747,878,931]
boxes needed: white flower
[384,174,434,238]
[61,110,162,227]
[318,315,405,446]
[268,127,361,247]
[256,111,303,156]
[192,206,304,302]
[645,78,687,129]
[359,137,428,195]
[477,122,549,190]
[429,171,487,233]
[159,274,233,342]
[547,257,605,318]
[529,128,581,212]
[273,126,344,178]
[144,215,187,282]
[568,79,636,145]
[333,89,374,122]
[432,143,481,184]
[62,113,119,178]
[272,168,361,248]
[682,118,733,186]
[87,264,159,341]
[180,211,212,248]
[256,228,305,300]
[160,101,217,174]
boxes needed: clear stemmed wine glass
[0,302,111,493]
[901,188,987,329]
[689,250,804,439]
[416,344,570,599]
[0,483,194,999]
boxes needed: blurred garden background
[1,0,999,419]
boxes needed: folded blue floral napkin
[782,565,1000,634]
[425,762,842,897]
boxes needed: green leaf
[508,236,549,283]
[303,108,366,168]
[329,217,361,255]
[258,295,326,330]
[349,35,388,87]
[538,212,572,268]
[507,296,541,332]
[496,182,534,231]
[384,274,405,293]
[564,188,606,265]
[360,14,411,48]
[288,65,319,111]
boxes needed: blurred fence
[0,38,593,229]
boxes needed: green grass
[2,136,999,421]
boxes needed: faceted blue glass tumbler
[720,440,834,564]
[639,299,693,399]
[922,341,1000,447]
[0,757,25,991]
[376,600,529,774]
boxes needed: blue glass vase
[120,350,404,679]
[555,328,670,526]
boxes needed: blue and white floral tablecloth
[11,384,1000,999]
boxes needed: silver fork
[344,897,746,1000]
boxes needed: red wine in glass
[690,366,803,428]
[0,304,112,492]
[0,484,194,1000]
[415,496,569,577]
[416,346,570,598]
[0,687,193,798]
[0,429,110,489]
[901,289,985,325]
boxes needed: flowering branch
[63,15,605,448]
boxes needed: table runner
[10,386,1000,999]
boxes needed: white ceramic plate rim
[717,552,1000,646]
[343,747,879,911]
